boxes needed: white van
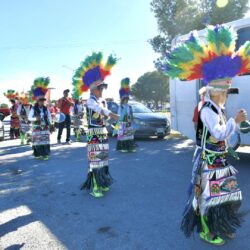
[170,17,250,147]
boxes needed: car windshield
[130,103,152,113]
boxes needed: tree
[150,0,249,69]
[131,71,169,107]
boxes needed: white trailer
[170,17,250,146]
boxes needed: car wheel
[157,134,165,139]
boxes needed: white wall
[170,79,197,141]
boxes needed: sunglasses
[96,85,105,91]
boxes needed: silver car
[107,101,170,139]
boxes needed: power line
[0,39,149,51]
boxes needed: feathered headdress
[18,92,29,105]
[72,51,118,93]
[4,89,19,101]
[119,78,130,99]
[165,25,250,89]
[31,77,50,100]
[27,90,34,103]
[72,76,83,100]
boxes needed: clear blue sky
[0,0,158,101]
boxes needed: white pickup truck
[170,17,250,147]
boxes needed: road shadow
[0,135,249,249]
[0,214,34,238]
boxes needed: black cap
[63,89,70,94]
[38,97,46,101]
[227,88,239,95]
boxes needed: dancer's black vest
[86,95,105,129]
[20,104,32,116]
[196,102,226,152]
[33,104,49,126]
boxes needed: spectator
[192,87,206,130]
[57,89,74,144]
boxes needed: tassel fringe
[81,166,113,190]
[181,201,243,238]
[86,127,108,136]
[205,191,242,208]
[207,165,238,180]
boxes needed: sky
[1,0,250,103]
[0,0,158,102]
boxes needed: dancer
[4,90,20,139]
[28,77,53,160]
[115,78,136,152]
[165,25,249,245]
[192,87,206,130]
[71,82,85,143]
[73,52,119,198]
[17,92,32,145]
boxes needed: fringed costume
[72,100,84,142]
[83,95,112,195]
[165,25,250,245]
[4,90,20,139]
[115,78,136,152]
[28,77,53,160]
[17,93,32,145]
[73,52,118,198]
[71,83,84,142]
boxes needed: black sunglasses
[96,85,106,91]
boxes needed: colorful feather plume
[4,89,18,100]
[165,31,205,81]
[72,80,83,100]
[235,41,250,74]
[27,90,35,103]
[119,77,130,99]
[31,77,50,99]
[18,92,29,104]
[165,25,250,84]
[72,52,118,93]
[206,25,237,57]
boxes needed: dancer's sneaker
[43,156,49,161]
[101,187,110,192]
[90,189,103,198]
[129,149,136,153]
[121,149,128,153]
[199,232,225,246]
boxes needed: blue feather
[202,55,242,83]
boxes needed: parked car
[0,113,5,141]
[107,101,170,138]
[0,103,10,118]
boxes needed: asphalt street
[0,131,250,250]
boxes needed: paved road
[0,132,250,250]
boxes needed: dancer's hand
[235,109,247,124]
[110,113,119,121]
